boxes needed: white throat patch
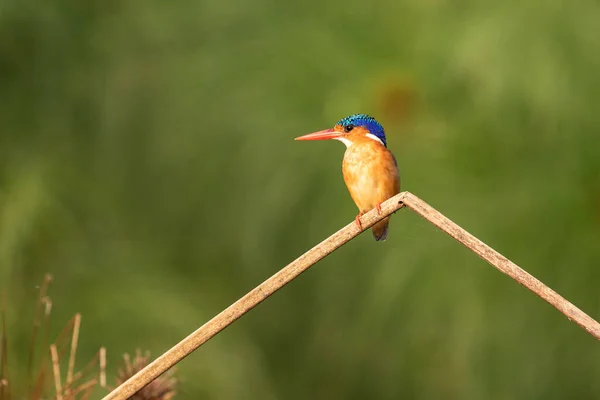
[366,133,384,146]
[334,137,353,147]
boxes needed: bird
[295,114,400,241]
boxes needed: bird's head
[295,114,387,147]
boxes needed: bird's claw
[376,202,383,214]
[355,212,364,230]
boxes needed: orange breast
[342,137,400,213]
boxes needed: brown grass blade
[1,300,9,400]
[27,274,52,397]
[69,350,100,385]
[70,378,97,398]
[30,296,53,400]
[79,382,96,400]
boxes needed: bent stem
[103,191,600,400]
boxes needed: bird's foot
[355,212,365,230]
[375,202,383,214]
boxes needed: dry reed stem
[401,192,600,339]
[50,345,62,400]
[103,191,600,400]
[100,348,106,388]
[66,314,81,388]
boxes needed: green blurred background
[1,0,600,398]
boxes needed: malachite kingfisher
[295,114,401,241]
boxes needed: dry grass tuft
[0,274,179,400]
[1,274,106,400]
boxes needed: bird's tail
[372,217,390,241]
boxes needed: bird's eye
[344,124,354,133]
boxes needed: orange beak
[295,128,341,141]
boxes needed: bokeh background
[2,0,600,399]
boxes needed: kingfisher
[295,114,401,241]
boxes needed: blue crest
[337,114,386,147]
